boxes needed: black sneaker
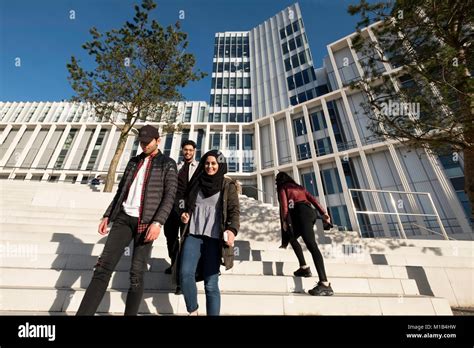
[164,266,172,275]
[293,267,312,277]
[174,286,182,295]
[308,281,334,296]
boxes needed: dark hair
[276,172,298,191]
[181,139,197,149]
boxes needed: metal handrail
[411,223,458,241]
[349,188,449,240]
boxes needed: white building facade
[0,3,471,239]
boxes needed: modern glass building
[0,3,471,239]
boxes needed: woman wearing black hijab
[179,150,240,315]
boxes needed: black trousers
[289,203,328,282]
[76,210,153,316]
[164,209,184,266]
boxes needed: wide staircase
[0,181,472,315]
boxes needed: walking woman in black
[276,172,334,296]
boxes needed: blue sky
[0,0,364,103]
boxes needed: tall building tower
[209,3,329,122]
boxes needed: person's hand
[98,217,109,235]
[322,213,331,224]
[144,224,161,242]
[224,230,235,247]
[282,221,288,231]
[181,212,190,224]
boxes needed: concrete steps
[0,287,451,315]
[0,268,420,296]
[1,180,472,315]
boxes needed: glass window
[223,77,229,89]
[450,177,464,191]
[292,21,299,33]
[244,113,252,122]
[244,94,251,107]
[295,72,304,88]
[215,95,222,107]
[237,94,243,107]
[163,134,173,157]
[297,143,311,160]
[306,88,314,101]
[291,54,299,69]
[298,91,307,103]
[322,169,335,194]
[243,44,249,57]
[295,35,302,48]
[216,78,223,89]
[285,58,292,71]
[311,112,320,131]
[293,117,306,136]
[290,96,298,106]
[184,107,192,122]
[243,77,250,88]
[302,69,310,84]
[286,23,293,36]
[289,38,296,51]
[224,62,230,72]
[230,78,236,88]
[301,172,318,196]
[218,63,223,72]
[236,77,243,88]
[280,28,286,39]
[299,51,306,66]
[287,76,295,91]
[222,95,229,107]
[230,95,236,107]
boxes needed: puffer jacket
[103,151,178,225]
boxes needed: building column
[98,126,116,171]
[321,98,359,233]
[340,90,392,236]
[285,110,297,165]
[424,150,472,234]
[254,122,264,202]
[14,124,42,168]
[238,124,243,174]
[57,124,88,182]
[42,124,72,181]
[0,124,13,145]
[0,124,27,167]
[269,116,279,168]
[302,104,328,209]
[30,125,57,178]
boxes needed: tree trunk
[103,124,131,192]
[464,145,474,224]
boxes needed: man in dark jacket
[164,139,199,276]
[76,125,178,315]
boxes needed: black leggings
[289,203,328,282]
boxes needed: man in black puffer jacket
[76,125,178,316]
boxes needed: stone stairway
[1,180,472,315]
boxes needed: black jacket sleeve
[152,159,178,224]
[225,181,240,236]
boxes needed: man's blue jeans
[180,234,221,315]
